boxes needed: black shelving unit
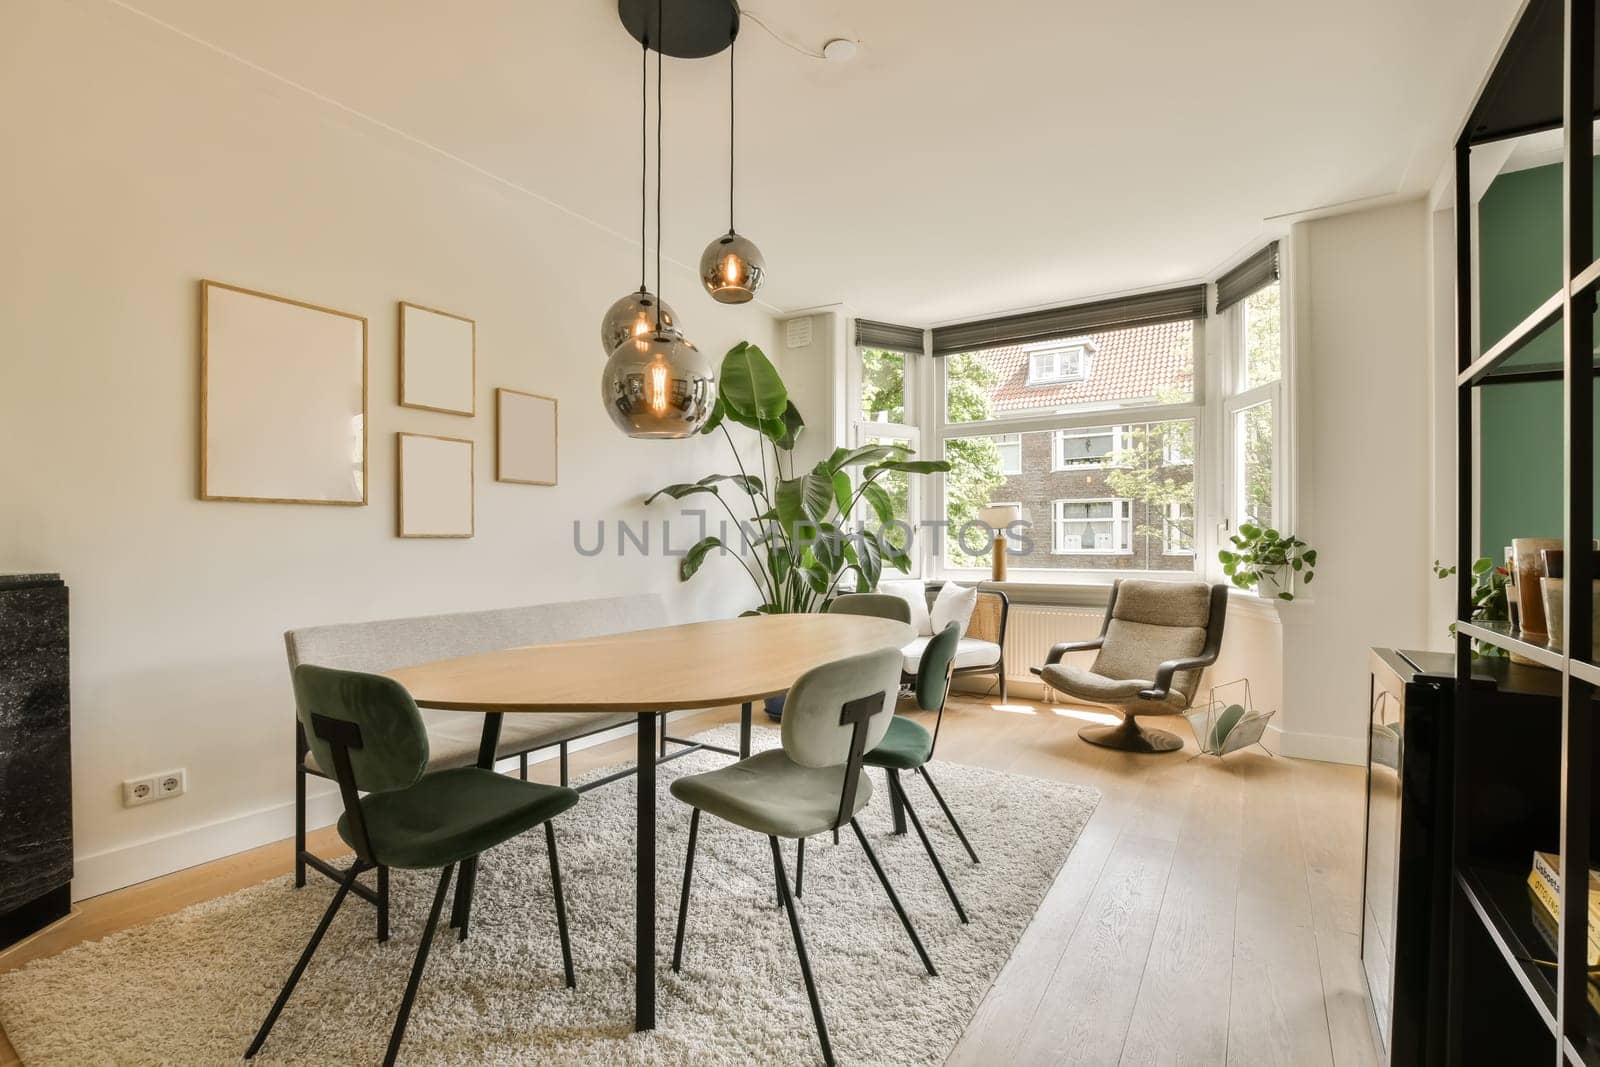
[1450,2,1600,1064]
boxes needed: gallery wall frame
[199,279,368,506]
[495,388,558,486]
[399,301,476,416]
[396,432,475,538]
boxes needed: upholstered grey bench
[285,593,667,895]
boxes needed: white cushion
[930,582,978,638]
[879,578,932,636]
[901,635,1000,674]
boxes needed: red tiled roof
[974,320,1194,414]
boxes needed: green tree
[943,352,1006,567]
[1105,417,1195,560]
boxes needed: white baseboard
[1264,722,1365,765]
[71,709,712,901]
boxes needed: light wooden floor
[0,694,1375,1066]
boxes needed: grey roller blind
[855,318,925,355]
[929,284,1207,357]
[1214,242,1280,313]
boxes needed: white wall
[1277,199,1433,763]
[0,0,779,896]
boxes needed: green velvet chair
[825,592,913,624]
[668,648,936,1067]
[864,621,979,925]
[246,665,579,1067]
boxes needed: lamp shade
[978,504,1022,530]
[600,289,677,356]
[601,329,717,439]
[698,231,765,304]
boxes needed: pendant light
[698,31,766,304]
[600,35,676,355]
[602,16,716,439]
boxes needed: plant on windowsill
[1218,524,1317,601]
[644,341,948,614]
[1431,557,1510,657]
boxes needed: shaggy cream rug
[0,724,1098,1065]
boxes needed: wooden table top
[385,613,916,713]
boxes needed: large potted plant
[646,341,948,716]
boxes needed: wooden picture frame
[397,433,475,538]
[399,302,476,416]
[495,388,558,486]
[199,280,368,505]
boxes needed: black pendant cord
[654,0,664,333]
[639,35,648,292]
[728,34,735,234]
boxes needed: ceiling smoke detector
[822,38,857,62]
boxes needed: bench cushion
[901,635,1000,675]
[288,594,667,776]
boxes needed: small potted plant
[1432,557,1510,657]
[1218,525,1317,601]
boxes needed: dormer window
[1025,343,1093,385]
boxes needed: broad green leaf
[825,444,899,473]
[861,481,893,524]
[644,482,719,505]
[813,530,844,575]
[719,342,787,423]
[774,400,805,451]
[832,472,854,516]
[776,471,834,531]
[866,458,950,476]
[697,473,763,495]
[680,536,723,580]
[699,395,725,435]
[845,533,882,590]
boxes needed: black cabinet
[0,573,71,948]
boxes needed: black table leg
[454,712,504,931]
[636,711,657,1031]
[739,701,752,759]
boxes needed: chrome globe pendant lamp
[698,32,765,303]
[601,0,717,439]
[599,37,676,356]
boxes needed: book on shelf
[1526,881,1600,966]
[1527,890,1600,1014]
[1531,851,1600,925]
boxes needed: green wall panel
[1477,162,1600,560]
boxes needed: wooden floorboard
[0,695,1374,1067]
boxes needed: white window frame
[1051,497,1134,555]
[995,432,1022,475]
[1222,282,1286,539]
[1051,425,1127,471]
[1025,343,1092,385]
[849,339,921,577]
[1163,499,1195,556]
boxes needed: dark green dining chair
[825,591,913,624]
[864,621,979,924]
[668,648,936,1067]
[246,665,579,1067]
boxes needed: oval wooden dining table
[385,612,914,1033]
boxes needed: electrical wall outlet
[122,768,186,807]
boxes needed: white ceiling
[128,0,1522,325]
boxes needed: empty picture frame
[399,302,475,415]
[200,280,368,505]
[397,433,474,538]
[496,388,558,485]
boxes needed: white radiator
[999,606,1106,700]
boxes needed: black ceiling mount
[618,0,739,59]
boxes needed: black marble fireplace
[0,573,71,948]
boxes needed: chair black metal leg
[739,701,752,758]
[886,768,907,835]
[770,836,834,1067]
[451,857,478,940]
[546,821,575,988]
[917,766,980,864]
[671,807,700,972]
[997,664,1007,703]
[520,752,529,781]
[796,837,806,899]
[772,838,786,909]
[832,828,839,846]
[659,713,668,758]
[849,818,937,976]
[294,735,307,889]
[383,863,455,1067]
[245,862,364,1059]
[559,741,569,788]
[891,775,968,924]
[377,866,390,942]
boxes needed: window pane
[1236,400,1274,528]
[860,348,906,424]
[945,320,1195,423]
[1244,282,1281,388]
[943,420,1196,573]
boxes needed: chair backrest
[915,622,962,712]
[1092,579,1216,701]
[292,664,429,795]
[781,646,903,831]
[826,593,913,624]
